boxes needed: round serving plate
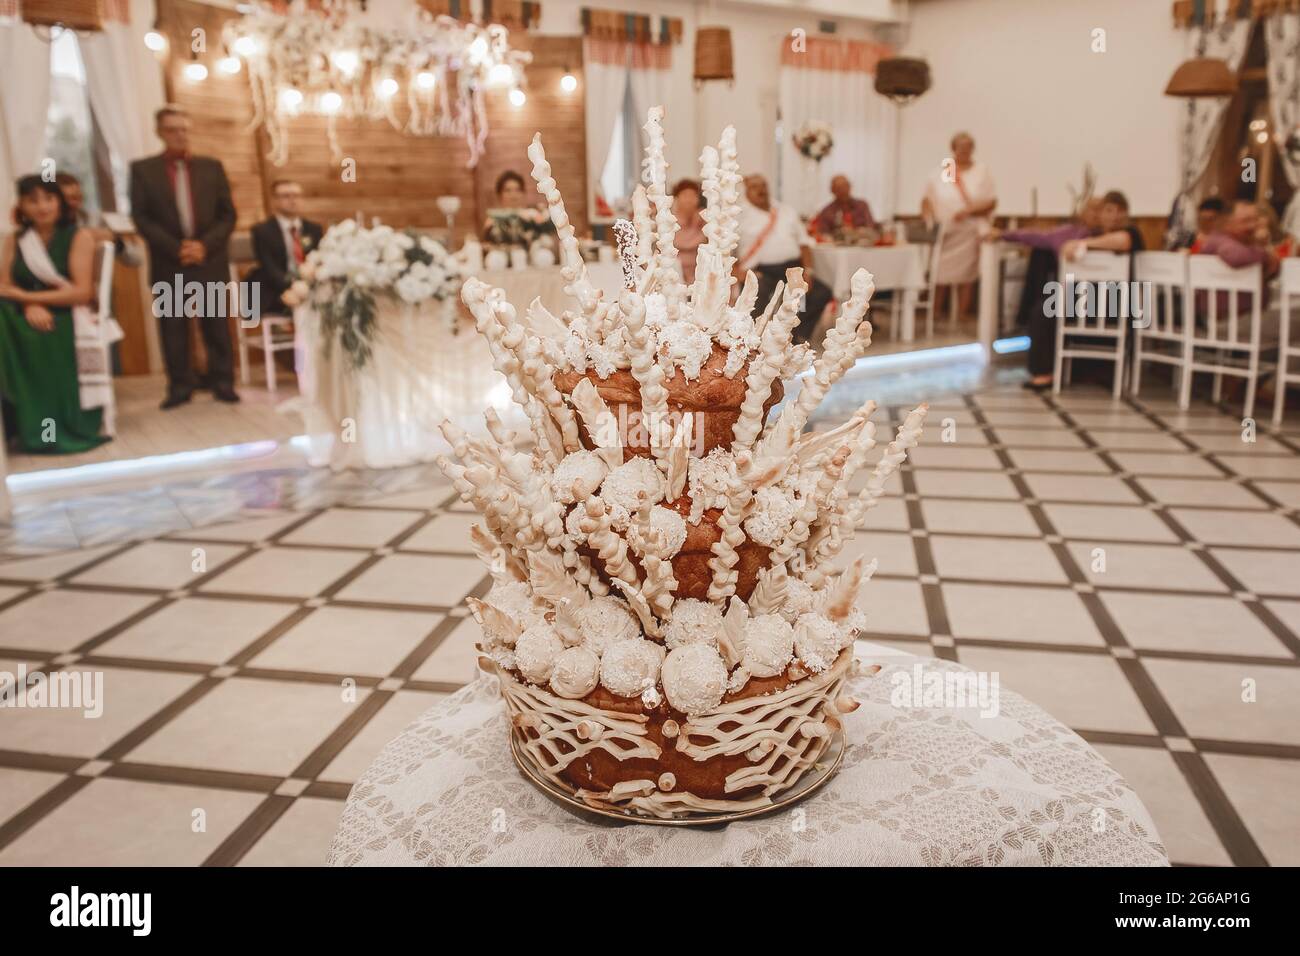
[509,728,846,827]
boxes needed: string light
[183,62,208,82]
[218,56,242,75]
[509,88,526,107]
[331,50,360,77]
[560,73,578,93]
[378,77,400,98]
[279,87,304,111]
[488,63,514,87]
[232,35,258,57]
[416,71,437,90]
[144,31,167,53]
[321,91,343,114]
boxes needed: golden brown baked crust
[553,343,784,460]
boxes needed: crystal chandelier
[221,1,531,167]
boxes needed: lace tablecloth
[327,649,1168,866]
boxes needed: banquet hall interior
[0,0,1297,870]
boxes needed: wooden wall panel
[154,5,588,244]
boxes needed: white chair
[1186,254,1271,421]
[1273,258,1300,426]
[910,220,944,340]
[229,232,294,394]
[1132,251,1193,408]
[89,240,122,436]
[1053,250,1132,398]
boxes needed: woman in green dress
[0,175,110,454]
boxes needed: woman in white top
[922,132,997,322]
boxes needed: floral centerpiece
[792,120,834,162]
[291,220,464,368]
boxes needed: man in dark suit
[248,180,322,313]
[130,105,239,409]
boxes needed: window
[44,28,107,215]
[598,83,638,217]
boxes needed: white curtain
[1173,15,1253,233]
[584,38,629,212]
[80,0,166,208]
[1266,13,1300,238]
[778,44,897,221]
[628,44,695,181]
[0,16,52,216]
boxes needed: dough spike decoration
[443,108,927,820]
[528,133,600,322]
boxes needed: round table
[810,245,927,342]
[327,647,1168,866]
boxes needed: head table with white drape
[292,263,625,470]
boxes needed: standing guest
[922,132,997,321]
[671,178,706,285]
[248,180,322,314]
[55,171,143,267]
[811,175,877,236]
[735,173,833,344]
[130,105,238,409]
[0,176,110,453]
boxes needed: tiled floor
[0,381,1297,866]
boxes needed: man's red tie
[291,225,305,264]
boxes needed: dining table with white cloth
[810,244,927,341]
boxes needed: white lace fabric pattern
[328,652,1169,867]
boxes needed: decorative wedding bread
[438,107,926,819]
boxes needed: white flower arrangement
[303,220,464,366]
[793,120,834,162]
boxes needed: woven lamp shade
[21,0,105,31]
[874,57,931,104]
[694,27,734,84]
[1164,58,1237,97]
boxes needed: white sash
[17,229,123,412]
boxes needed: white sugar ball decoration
[514,623,565,684]
[782,577,816,622]
[650,505,687,558]
[742,613,795,678]
[793,613,841,673]
[743,486,799,547]
[599,639,665,697]
[549,646,601,699]
[599,456,666,515]
[577,595,640,656]
[552,450,609,503]
[662,643,728,716]
[663,598,724,650]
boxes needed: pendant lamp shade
[1164,57,1238,97]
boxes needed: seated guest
[988,198,1103,390]
[811,175,877,236]
[1023,191,1144,391]
[1199,200,1280,316]
[1183,197,1226,253]
[249,180,322,314]
[672,178,705,285]
[55,171,143,266]
[0,176,110,454]
[1059,190,1145,261]
[483,170,550,246]
[736,173,832,345]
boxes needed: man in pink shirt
[1199,201,1280,314]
